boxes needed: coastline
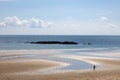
[0,49,120,80]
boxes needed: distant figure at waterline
[93,65,96,71]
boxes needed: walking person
[93,65,96,71]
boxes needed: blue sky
[0,0,120,35]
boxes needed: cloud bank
[99,16,117,28]
[0,16,53,28]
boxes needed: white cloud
[99,16,118,28]
[30,18,53,28]
[4,16,24,27]
[0,16,53,28]
[0,22,6,26]
[100,16,108,21]
[0,16,119,35]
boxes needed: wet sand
[0,50,120,80]
[0,59,63,74]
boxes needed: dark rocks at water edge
[26,41,78,45]
[83,42,92,45]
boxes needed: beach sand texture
[0,50,120,80]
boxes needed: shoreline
[0,59,67,74]
[0,49,120,80]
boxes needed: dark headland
[26,41,78,45]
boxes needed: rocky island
[26,41,78,45]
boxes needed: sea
[0,35,120,51]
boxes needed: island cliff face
[26,41,78,45]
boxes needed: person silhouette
[93,65,96,71]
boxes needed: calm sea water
[0,35,120,51]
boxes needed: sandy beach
[0,59,63,74]
[0,50,120,80]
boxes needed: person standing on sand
[93,65,96,71]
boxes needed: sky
[0,0,120,35]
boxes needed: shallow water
[0,49,94,71]
[0,49,119,73]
